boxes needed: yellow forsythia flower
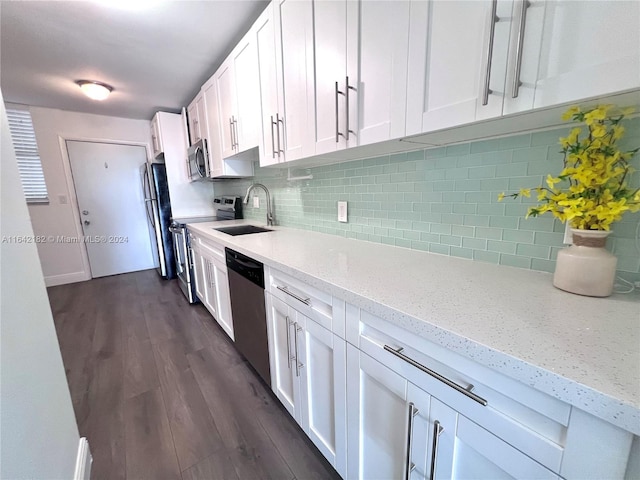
[546,175,560,188]
[498,104,638,229]
[561,106,581,121]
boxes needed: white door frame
[57,136,153,280]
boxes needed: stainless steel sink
[214,225,273,236]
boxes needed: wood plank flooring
[48,269,340,480]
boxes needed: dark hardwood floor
[48,269,340,480]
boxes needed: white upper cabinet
[407,0,640,136]
[150,113,163,157]
[202,77,223,177]
[312,0,349,154]
[255,4,281,166]
[313,0,411,154]
[186,92,206,145]
[504,0,640,114]
[233,35,261,150]
[256,0,315,166]
[202,73,254,178]
[277,0,316,162]
[350,1,411,146]
[406,0,513,135]
[214,27,261,159]
[215,60,237,159]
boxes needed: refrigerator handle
[141,166,156,228]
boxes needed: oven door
[187,139,209,181]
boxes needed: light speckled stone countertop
[188,220,640,435]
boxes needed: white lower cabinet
[346,345,559,480]
[266,292,347,477]
[346,343,413,480]
[345,306,638,480]
[191,245,216,318]
[429,398,559,480]
[190,233,234,340]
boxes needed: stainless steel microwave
[187,139,209,181]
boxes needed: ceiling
[0,0,269,120]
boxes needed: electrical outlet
[338,201,348,223]
[563,222,573,244]
[253,196,260,208]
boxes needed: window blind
[6,108,48,203]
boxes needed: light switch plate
[338,201,348,223]
[253,196,260,208]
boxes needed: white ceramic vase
[553,228,617,297]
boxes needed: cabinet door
[202,78,224,177]
[406,0,512,134]
[232,34,260,152]
[212,263,234,341]
[297,315,347,477]
[429,398,559,480]
[266,293,299,419]
[151,115,162,157]
[187,95,203,144]
[196,94,207,143]
[347,345,410,480]
[216,60,237,159]
[192,246,206,303]
[201,254,218,319]
[529,1,639,110]
[255,4,281,166]
[348,0,411,146]
[312,0,348,155]
[274,0,315,162]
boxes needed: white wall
[0,93,82,479]
[25,106,154,286]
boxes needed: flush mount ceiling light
[76,80,113,101]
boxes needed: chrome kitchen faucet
[244,183,274,226]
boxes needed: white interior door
[67,141,156,278]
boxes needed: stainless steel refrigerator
[141,162,176,279]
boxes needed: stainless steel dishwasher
[225,248,271,387]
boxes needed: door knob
[82,210,89,215]
[84,220,90,226]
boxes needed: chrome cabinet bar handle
[231,116,237,149]
[229,118,235,150]
[383,345,488,406]
[335,81,346,142]
[335,81,340,142]
[512,0,531,98]
[482,0,500,106]
[276,285,311,306]
[404,402,419,480]
[429,420,444,480]
[294,323,303,377]
[233,116,239,149]
[345,76,357,141]
[270,115,278,157]
[277,114,284,154]
[285,315,293,369]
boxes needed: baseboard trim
[44,271,90,287]
[74,437,92,480]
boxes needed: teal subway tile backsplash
[216,118,640,282]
